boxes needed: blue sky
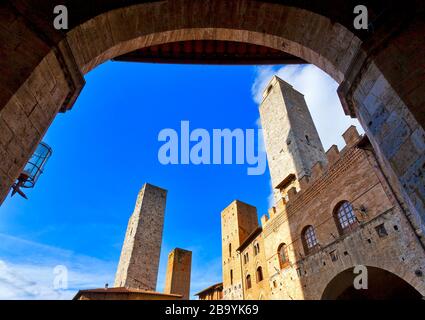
[0,62,361,299]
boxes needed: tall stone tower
[221,200,258,300]
[114,183,167,291]
[164,248,192,300]
[259,76,327,201]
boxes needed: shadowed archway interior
[321,266,422,300]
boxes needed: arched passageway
[321,266,422,300]
[0,1,424,247]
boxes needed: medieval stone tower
[221,200,258,300]
[164,248,192,300]
[259,76,327,202]
[114,183,167,291]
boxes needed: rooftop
[236,226,263,252]
[73,287,182,300]
[194,282,223,296]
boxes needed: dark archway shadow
[321,266,422,300]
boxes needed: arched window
[254,242,260,255]
[243,252,249,264]
[230,269,233,285]
[334,201,357,235]
[302,225,319,254]
[246,274,251,289]
[256,266,264,282]
[278,243,289,268]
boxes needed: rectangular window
[375,223,388,238]
[296,268,302,277]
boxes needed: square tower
[164,248,192,300]
[114,183,167,291]
[221,200,258,300]
[259,76,327,201]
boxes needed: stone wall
[0,44,83,202]
[221,200,258,300]
[259,76,327,202]
[239,232,271,300]
[114,183,167,291]
[164,248,192,300]
[351,61,425,244]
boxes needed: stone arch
[256,265,264,282]
[329,195,354,216]
[245,274,252,289]
[72,28,349,82]
[66,2,360,81]
[321,265,423,300]
[277,242,289,268]
[0,1,424,247]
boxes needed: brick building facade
[220,77,425,300]
[195,283,223,300]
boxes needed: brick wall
[222,130,425,299]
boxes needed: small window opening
[330,250,338,262]
[375,223,388,237]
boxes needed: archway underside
[113,40,307,65]
[322,267,422,300]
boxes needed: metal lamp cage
[21,142,52,188]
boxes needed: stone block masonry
[114,183,167,291]
[259,76,327,203]
[164,248,192,300]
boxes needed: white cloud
[0,233,115,300]
[0,233,222,300]
[252,66,276,105]
[266,179,275,208]
[252,64,364,209]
